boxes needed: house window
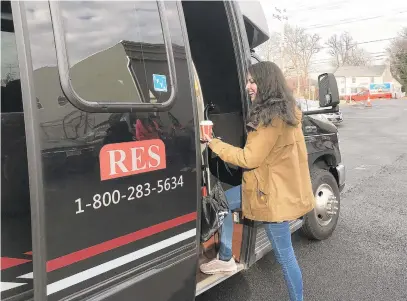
[351,88,358,94]
[352,77,356,83]
[370,77,375,83]
[341,88,345,94]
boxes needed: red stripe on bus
[46,212,197,272]
[0,257,32,270]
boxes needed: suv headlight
[317,114,328,121]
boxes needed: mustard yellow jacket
[208,111,315,222]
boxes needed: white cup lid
[200,120,213,125]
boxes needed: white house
[334,65,403,98]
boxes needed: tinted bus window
[59,1,173,105]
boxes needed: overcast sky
[2,0,406,81]
[258,0,407,74]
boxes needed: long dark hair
[247,61,299,127]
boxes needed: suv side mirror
[318,73,340,108]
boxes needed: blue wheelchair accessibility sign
[153,74,168,92]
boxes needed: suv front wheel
[300,168,340,240]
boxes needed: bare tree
[256,32,282,64]
[298,30,321,79]
[283,24,321,94]
[283,25,302,77]
[326,32,371,67]
[387,27,407,91]
[325,32,354,67]
[1,65,18,86]
[347,48,372,66]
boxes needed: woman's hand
[200,133,213,144]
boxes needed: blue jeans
[219,185,303,301]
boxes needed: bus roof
[238,1,270,49]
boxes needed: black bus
[1,1,345,300]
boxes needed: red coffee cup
[200,120,213,139]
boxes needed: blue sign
[153,74,168,92]
[369,83,390,92]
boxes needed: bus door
[13,1,201,300]
[1,2,34,300]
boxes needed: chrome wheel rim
[314,184,338,227]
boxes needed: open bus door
[2,0,291,300]
[4,1,202,300]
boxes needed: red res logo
[99,139,166,181]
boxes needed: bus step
[195,263,244,296]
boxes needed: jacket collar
[246,122,258,131]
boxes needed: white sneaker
[200,258,237,274]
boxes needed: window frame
[10,1,48,300]
[49,0,178,113]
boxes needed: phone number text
[75,175,184,214]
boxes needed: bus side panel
[102,254,197,301]
[24,1,200,300]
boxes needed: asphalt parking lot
[196,99,407,301]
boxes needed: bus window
[1,1,33,299]
[49,1,178,112]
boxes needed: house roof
[334,65,386,77]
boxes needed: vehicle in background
[345,82,405,101]
[296,98,343,125]
[369,83,392,99]
[324,110,343,125]
[345,90,369,102]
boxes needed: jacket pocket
[251,170,270,210]
[253,168,271,194]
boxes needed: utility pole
[272,7,288,73]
